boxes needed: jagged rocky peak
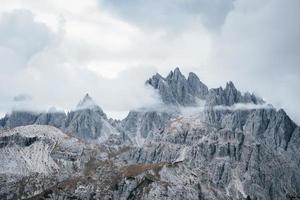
[146,67,208,106]
[206,81,264,107]
[77,93,98,109]
[63,93,121,141]
[147,68,265,108]
[166,67,185,81]
[187,72,209,99]
[74,93,106,117]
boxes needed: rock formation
[0,68,299,200]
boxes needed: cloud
[0,9,57,114]
[213,103,274,111]
[13,94,32,102]
[0,9,55,69]
[206,0,300,124]
[99,0,234,30]
[0,0,299,125]
[0,9,162,119]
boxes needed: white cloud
[213,103,274,111]
[0,0,299,125]
[99,0,234,30]
[0,7,162,118]
[206,0,300,124]
[0,9,55,69]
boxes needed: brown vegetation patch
[122,163,166,178]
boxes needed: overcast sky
[0,0,299,123]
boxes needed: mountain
[64,93,120,142]
[0,68,299,200]
[0,108,66,129]
[146,67,208,106]
[0,94,120,143]
[146,68,263,107]
[205,81,264,106]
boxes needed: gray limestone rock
[206,81,264,107]
[187,72,209,99]
[63,94,119,141]
[146,68,208,106]
[121,109,174,142]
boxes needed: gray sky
[0,0,299,124]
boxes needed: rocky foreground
[1,68,300,200]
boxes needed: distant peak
[167,67,185,80]
[174,67,181,73]
[84,93,92,100]
[188,72,199,80]
[146,68,209,106]
[76,93,97,109]
[225,81,237,90]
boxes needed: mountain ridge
[0,68,299,200]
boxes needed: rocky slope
[0,68,300,200]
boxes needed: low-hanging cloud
[212,103,274,111]
[206,0,300,124]
[0,0,299,124]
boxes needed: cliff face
[118,107,300,200]
[0,68,299,200]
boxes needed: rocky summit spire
[64,93,112,140]
[76,93,98,110]
[146,68,208,106]
[147,68,265,107]
[187,72,208,99]
[205,81,265,106]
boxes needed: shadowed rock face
[0,68,299,200]
[0,133,38,148]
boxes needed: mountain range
[0,68,299,200]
